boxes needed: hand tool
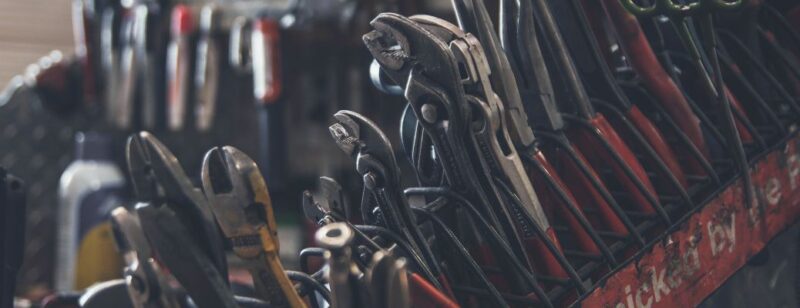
[498,0,638,255]
[449,0,535,148]
[116,10,136,129]
[78,279,133,308]
[533,0,669,224]
[0,169,25,308]
[316,223,370,308]
[101,7,119,125]
[363,14,540,281]
[72,0,97,106]
[201,146,306,308]
[365,251,410,308]
[110,207,180,308]
[126,132,236,308]
[407,208,508,306]
[302,178,458,306]
[166,4,194,131]
[410,14,571,280]
[195,4,220,131]
[546,0,691,195]
[624,1,763,148]
[599,0,711,160]
[133,4,158,129]
[715,29,797,131]
[329,110,445,290]
[618,0,755,208]
[404,187,558,305]
[302,177,348,226]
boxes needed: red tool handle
[569,114,660,215]
[529,151,600,255]
[252,19,282,105]
[409,273,460,308]
[544,143,629,236]
[625,106,689,188]
[599,0,710,160]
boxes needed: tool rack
[387,98,800,307]
[1,32,799,308]
[512,127,799,307]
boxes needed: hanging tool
[201,146,306,307]
[547,0,691,193]
[195,4,220,132]
[166,4,194,131]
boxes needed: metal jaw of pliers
[328,110,442,283]
[302,177,348,226]
[110,207,180,308]
[201,146,306,308]
[416,15,553,249]
[125,132,236,308]
[499,0,564,132]
[621,0,744,18]
[364,13,509,237]
[450,0,537,149]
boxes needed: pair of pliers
[620,0,743,18]
[328,110,444,290]
[201,146,306,308]
[126,132,236,308]
[619,0,755,208]
[110,207,181,308]
[363,13,520,258]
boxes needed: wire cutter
[201,146,306,308]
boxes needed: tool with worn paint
[201,146,306,308]
[126,132,236,308]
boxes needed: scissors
[619,0,755,207]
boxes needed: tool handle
[252,19,282,105]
